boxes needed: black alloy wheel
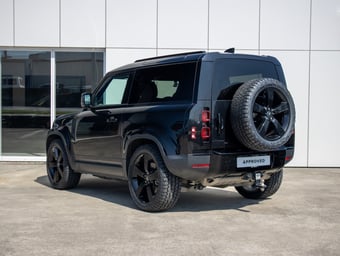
[253,87,290,141]
[231,78,295,151]
[128,145,181,212]
[131,153,160,203]
[47,139,80,189]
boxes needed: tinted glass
[1,51,50,156]
[213,59,279,100]
[129,62,196,104]
[94,73,130,106]
[0,50,104,157]
[55,52,103,113]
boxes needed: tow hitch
[255,172,266,191]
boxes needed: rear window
[213,59,279,100]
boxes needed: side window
[129,62,196,104]
[94,73,130,106]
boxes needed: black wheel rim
[47,145,66,184]
[130,153,160,203]
[252,87,291,141]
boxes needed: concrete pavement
[0,163,339,256]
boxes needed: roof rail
[135,51,206,63]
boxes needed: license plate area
[237,155,271,168]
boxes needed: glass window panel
[94,74,130,106]
[129,62,196,104]
[1,50,50,156]
[55,52,103,115]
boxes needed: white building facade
[0,0,339,167]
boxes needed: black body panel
[47,51,295,185]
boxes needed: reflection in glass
[1,51,50,156]
[55,52,103,115]
[0,51,104,157]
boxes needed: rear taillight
[201,108,210,140]
[201,127,210,139]
[201,110,210,122]
[190,108,211,141]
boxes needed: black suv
[46,50,295,212]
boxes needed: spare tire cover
[230,78,295,151]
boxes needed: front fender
[46,128,77,170]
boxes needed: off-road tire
[46,139,81,189]
[230,78,295,151]
[235,169,283,199]
[127,145,181,212]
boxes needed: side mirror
[81,92,92,109]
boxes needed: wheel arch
[46,129,76,169]
[123,134,169,178]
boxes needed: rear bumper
[165,147,294,183]
[209,147,294,176]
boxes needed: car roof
[108,51,281,74]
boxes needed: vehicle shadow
[35,175,262,213]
